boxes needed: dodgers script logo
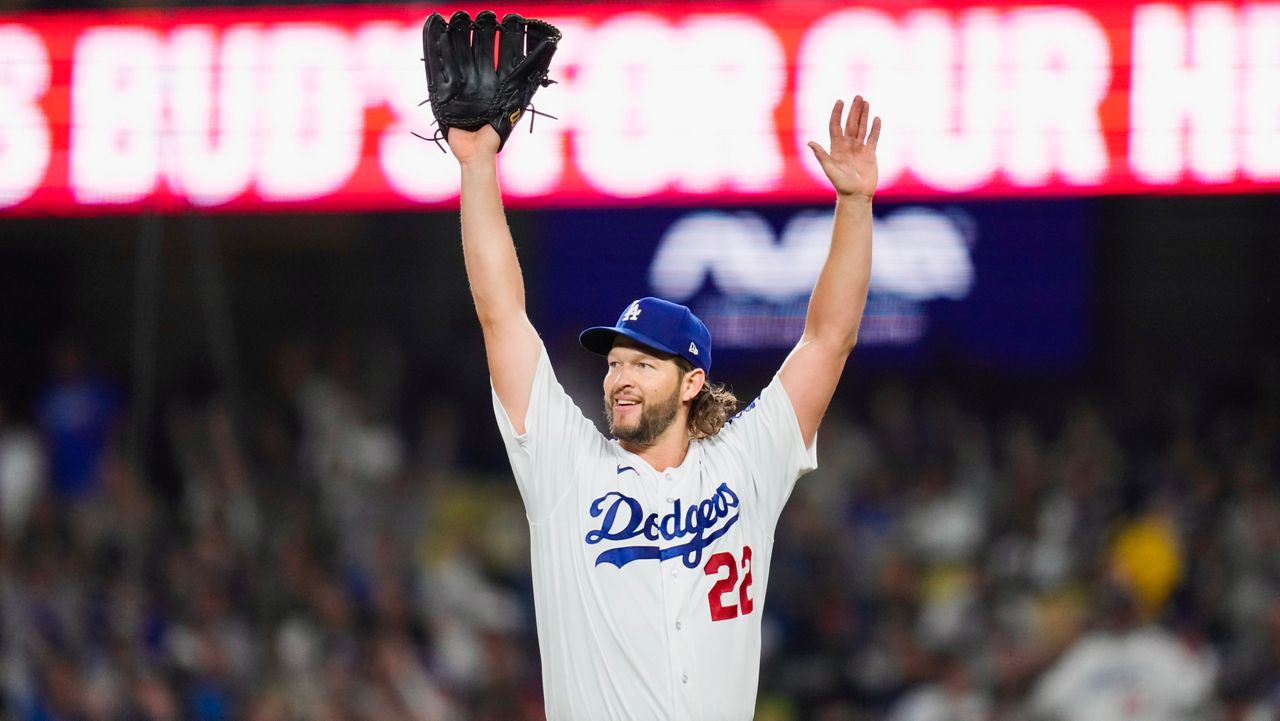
[585,483,740,569]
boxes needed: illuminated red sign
[1,1,1277,215]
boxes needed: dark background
[3,194,1275,422]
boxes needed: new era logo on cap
[579,297,713,373]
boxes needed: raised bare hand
[807,96,881,199]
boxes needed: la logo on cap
[622,301,643,322]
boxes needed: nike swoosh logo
[616,464,637,476]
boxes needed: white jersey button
[670,569,678,578]
[675,621,682,630]
[682,673,689,684]
[666,496,675,503]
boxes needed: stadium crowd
[1,333,1277,721]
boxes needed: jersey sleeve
[717,374,818,522]
[491,344,605,522]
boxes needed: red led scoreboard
[1,1,1278,215]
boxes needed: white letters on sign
[7,2,1277,212]
[1244,5,1280,180]
[795,9,906,188]
[796,7,1111,191]
[575,12,681,197]
[1130,4,1238,183]
[258,24,362,201]
[900,9,1001,192]
[0,25,50,208]
[574,12,786,197]
[1004,7,1110,186]
[668,14,785,193]
[361,21,459,202]
[497,18,587,198]
[71,27,164,203]
[166,25,260,206]
[0,25,51,208]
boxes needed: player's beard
[605,383,682,447]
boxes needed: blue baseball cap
[579,297,712,373]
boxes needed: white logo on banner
[648,207,976,347]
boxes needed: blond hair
[674,357,738,439]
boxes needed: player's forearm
[801,194,873,353]
[458,158,527,327]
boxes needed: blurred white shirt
[1029,626,1216,721]
[887,684,990,721]
[0,426,45,537]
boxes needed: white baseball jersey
[1029,627,1216,721]
[492,345,817,721]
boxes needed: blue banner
[537,200,1092,372]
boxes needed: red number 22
[704,546,753,622]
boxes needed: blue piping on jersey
[592,512,739,569]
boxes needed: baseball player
[446,96,881,720]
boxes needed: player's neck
[619,428,692,473]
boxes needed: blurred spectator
[1109,510,1181,621]
[885,651,990,721]
[3,331,1279,720]
[0,400,46,540]
[1027,579,1216,721]
[37,338,122,500]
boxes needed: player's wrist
[458,154,499,172]
[835,190,874,207]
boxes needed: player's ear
[681,367,705,402]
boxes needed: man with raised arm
[447,96,881,721]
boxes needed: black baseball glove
[421,10,561,152]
